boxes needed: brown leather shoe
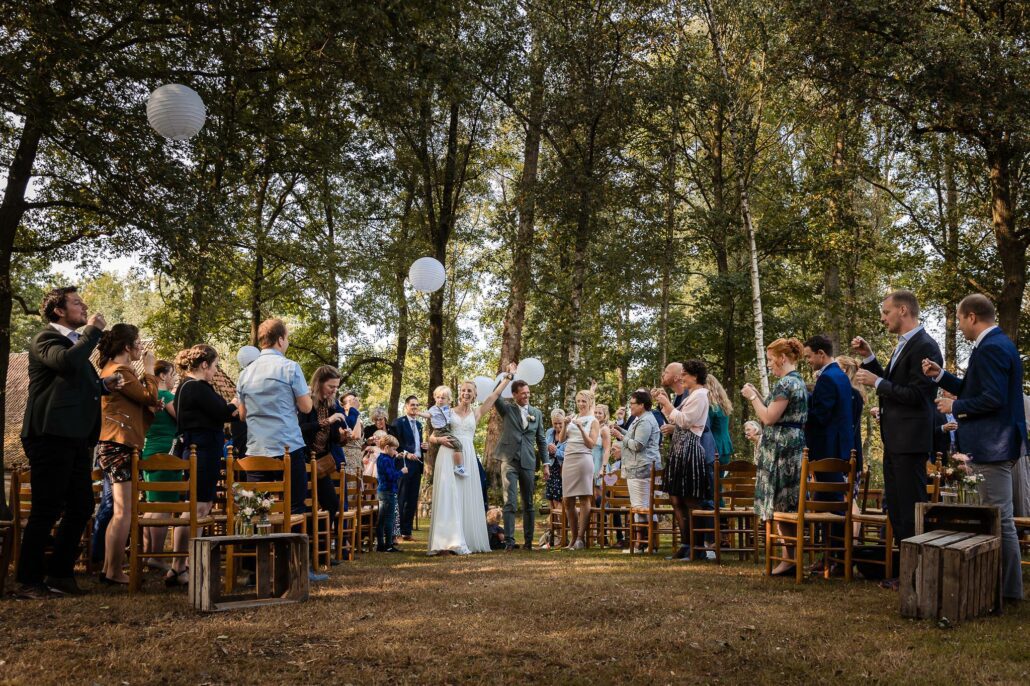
[14,583,58,600]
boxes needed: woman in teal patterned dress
[741,338,808,576]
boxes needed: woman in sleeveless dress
[559,389,600,550]
[426,365,516,555]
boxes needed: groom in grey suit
[494,377,548,550]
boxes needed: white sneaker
[453,465,468,478]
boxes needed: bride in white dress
[426,365,516,555]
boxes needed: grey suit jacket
[494,399,547,470]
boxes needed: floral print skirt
[753,426,804,521]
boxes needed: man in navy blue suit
[393,395,428,541]
[802,335,854,571]
[923,294,1027,602]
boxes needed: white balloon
[236,345,260,368]
[408,257,446,292]
[495,373,513,399]
[473,375,495,402]
[516,357,545,385]
[147,84,206,140]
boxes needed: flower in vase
[242,507,254,516]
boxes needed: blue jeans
[91,472,113,564]
[376,490,397,549]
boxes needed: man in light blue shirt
[237,318,313,515]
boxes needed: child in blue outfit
[374,434,407,552]
[421,385,468,478]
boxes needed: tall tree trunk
[986,135,1026,343]
[323,175,340,364]
[943,136,959,370]
[703,0,770,395]
[659,134,676,369]
[488,40,545,465]
[711,105,737,393]
[250,251,264,346]
[426,102,461,405]
[566,180,592,403]
[388,188,416,422]
[823,122,847,351]
[0,113,46,517]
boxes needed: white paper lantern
[408,257,446,292]
[147,84,206,140]
[236,345,260,368]
[516,357,545,385]
[474,375,496,402]
[494,373,513,399]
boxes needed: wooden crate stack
[899,503,1003,624]
[899,530,1000,622]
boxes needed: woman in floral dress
[741,338,808,576]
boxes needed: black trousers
[17,435,95,584]
[247,447,308,516]
[315,474,340,535]
[397,460,423,536]
[884,450,929,546]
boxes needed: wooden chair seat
[689,461,761,563]
[773,511,846,524]
[268,513,307,527]
[140,515,215,528]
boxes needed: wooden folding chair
[547,501,568,549]
[689,460,760,563]
[629,467,677,554]
[1016,516,1030,568]
[358,475,380,553]
[225,450,306,591]
[600,477,631,548]
[766,449,856,583]
[332,470,359,561]
[10,469,30,578]
[128,447,215,592]
[305,456,331,571]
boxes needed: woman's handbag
[315,453,337,478]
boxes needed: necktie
[887,338,904,373]
[410,419,420,456]
[521,406,528,429]
[68,331,80,343]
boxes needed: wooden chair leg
[795,525,805,584]
[765,519,773,576]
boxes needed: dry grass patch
[1,532,1028,685]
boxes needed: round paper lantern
[147,84,206,140]
[408,257,446,292]
[516,357,545,385]
[237,345,260,368]
[494,373,513,399]
[474,375,496,402]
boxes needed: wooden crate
[900,529,1001,623]
[0,519,13,596]
[190,533,309,612]
[915,503,1000,537]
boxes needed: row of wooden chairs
[4,445,387,594]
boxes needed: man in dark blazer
[393,395,428,541]
[923,294,1027,602]
[852,290,943,572]
[17,287,117,599]
[802,335,854,568]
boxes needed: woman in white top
[654,359,711,561]
[558,389,600,550]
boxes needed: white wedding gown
[427,410,490,555]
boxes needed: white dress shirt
[865,324,924,388]
[51,322,80,342]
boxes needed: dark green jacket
[21,324,104,441]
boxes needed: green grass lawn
[1,530,1027,685]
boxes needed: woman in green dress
[705,375,734,465]
[141,360,178,571]
[741,338,808,576]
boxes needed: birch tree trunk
[702,0,769,395]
